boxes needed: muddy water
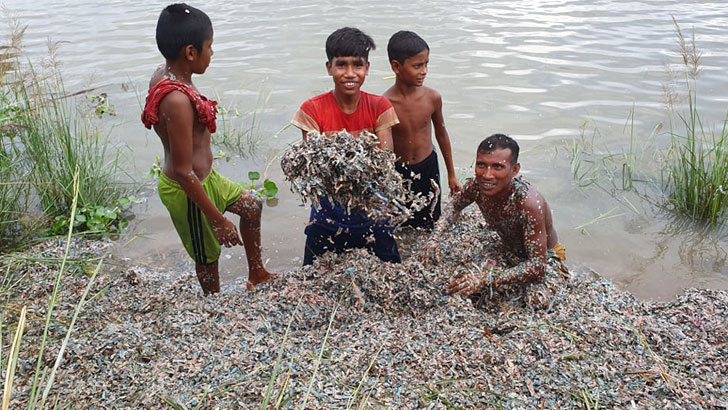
[4,0,728,299]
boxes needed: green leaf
[264,179,278,198]
[248,171,260,182]
[241,182,249,190]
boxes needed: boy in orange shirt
[291,27,401,265]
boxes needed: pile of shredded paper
[280,130,434,225]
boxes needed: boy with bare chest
[383,31,461,229]
[141,3,273,294]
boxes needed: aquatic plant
[212,85,271,159]
[663,18,728,225]
[568,18,728,227]
[0,13,133,242]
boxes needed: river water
[3,0,728,299]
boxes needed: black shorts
[395,150,441,229]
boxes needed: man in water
[426,134,567,304]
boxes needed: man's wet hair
[478,134,520,164]
[156,3,213,60]
[387,30,429,64]
[325,27,376,62]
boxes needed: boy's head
[387,30,429,65]
[325,27,376,62]
[474,134,520,196]
[325,28,375,99]
[156,3,213,61]
[387,31,430,87]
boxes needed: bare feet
[246,268,277,291]
[195,262,221,295]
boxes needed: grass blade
[2,306,27,410]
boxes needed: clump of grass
[0,12,133,244]
[0,16,30,247]
[567,18,728,227]
[212,85,271,159]
[663,18,728,226]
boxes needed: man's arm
[161,92,242,248]
[421,178,477,263]
[430,90,461,195]
[448,191,549,295]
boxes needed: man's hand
[446,260,498,296]
[448,176,462,196]
[212,218,243,248]
[447,271,483,296]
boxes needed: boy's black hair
[325,27,376,62]
[387,30,429,64]
[478,134,520,164]
[156,3,213,61]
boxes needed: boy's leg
[227,192,273,289]
[195,262,220,294]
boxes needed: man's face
[326,56,370,98]
[392,49,428,87]
[474,148,520,197]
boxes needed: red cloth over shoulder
[141,78,218,133]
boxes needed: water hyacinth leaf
[248,171,260,182]
[263,179,278,198]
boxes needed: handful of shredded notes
[280,130,434,225]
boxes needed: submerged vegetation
[568,18,728,227]
[0,14,133,248]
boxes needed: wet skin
[150,37,273,293]
[383,49,461,194]
[425,148,558,296]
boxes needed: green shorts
[158,168,243,265]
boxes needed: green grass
[567,18,728,227]
[0,13,133,247]
[662,18,728,225]
[212,86,271,159]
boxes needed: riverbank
[2,209,726,408]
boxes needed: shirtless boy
[427,134,566,298]
[383,31,461,229]
[141,3,273,294]
[291,27,401,265]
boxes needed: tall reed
[663,18,728,225]
[12,57,130,218]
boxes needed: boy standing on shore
[383,31,461,230]
[291,27,401,265]
[141,3,273,294]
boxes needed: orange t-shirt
[291,90,398,136]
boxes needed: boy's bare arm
[161,92,242,247]
[375,127,394,151]
[431,90,461,195]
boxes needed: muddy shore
[2,209,726,408]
